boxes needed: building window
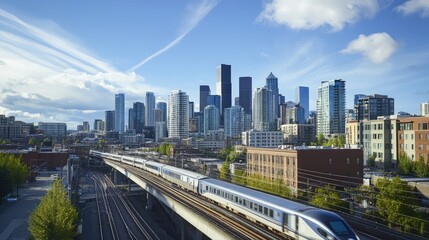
[347,158,350,164]
[419,134,423,140]
[357,158,360,164]
[411,134,414,140]
[419,144,423,150]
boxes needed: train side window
[250,202,253,209]
[206,186,208,191]
[235,196,238,203]
[264,207,268,215]
[254,204,258,211]
[269,209,274,218]
[217,189,220,195]
[259,205,262,213]
[243,199,247,206]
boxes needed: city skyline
[1,1,429,128]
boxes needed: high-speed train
[91,150,359,240]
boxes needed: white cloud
[0,8,170,127]
[341,32,397,64]
[128,0,219,72]
[396,0,429,17]
[258,0,378,31]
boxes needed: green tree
[0,166,13,199]
[201,164,207,175]
[28,180,78,240]
[375,176,425,234]
[398,152,414,175]
[367,152,377,168]
[0,154,29,196]
[165,144,173,156]
[159,143,167,155]
[232,169,247,185]
[414,156,429,177]
[310,185,349,213]
[311,133,327,146]
[219,162,230,180]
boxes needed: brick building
[398,116,429,164]
[246,147,363,194]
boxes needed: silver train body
[90,150,359,240]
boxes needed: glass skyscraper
[129,102,145,133]
[156,102,167,122]
[252,87,276,131]
[266,72,279,118]
[199,85,211,113]
[295,86,309,121]
[145,92,155,127]
[216,64,231,122]
[239,76,252,114]
[105,110,115,132]
[115,93,125,133]
[224,106,245,138]
[354,94,394,121]
[204,105,220,135]
[316,79,346,136]
[207,95,221,113]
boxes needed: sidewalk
[0,177,52,240]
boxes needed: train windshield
[327,220,351,236]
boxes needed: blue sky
[0,0,428,129]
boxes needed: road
[0,177,53,240]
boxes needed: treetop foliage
[28,180,78,240]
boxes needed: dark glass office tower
[105,110,115,132]
[199,85,211,113]
[239,76,252,114]
[266,72,279,118]
[216,64,232,123]
[129,102,145,133]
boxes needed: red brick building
[246,147,363,193]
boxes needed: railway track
[91,171,159,240]
[122,163,289,240]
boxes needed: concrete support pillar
[146,192,153,210]
[195,229,203,240]
[180,218,185,240]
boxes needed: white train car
[161,165,207,193]
[143,161,164,176]
[199,178,358,240]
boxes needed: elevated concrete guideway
[104,160,234,240]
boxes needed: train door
[282,213,289,232]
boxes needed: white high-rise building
[115,93,125,133]
[224,106,245,138]
[145,92,156,127]
[252,87,276,131]
[420,102,429,116]
[168,90,189,138]
[204,105,220,135]
[316,79,346,136]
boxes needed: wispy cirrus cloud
[257,0,378,31]
[0,8,169,127]
[128,0,219,72]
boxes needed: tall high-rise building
[295,86,309,120]
[189,101,194,118]
[216,64,232,121]
[266,72,279,118]
[239,76,252,114]
[253,87,276,131]
[156,102,167,122]
[82,121,90,132]
[94,119,104,132]
[154,109,163,122]
[129,102,145,133]
[421,102,429,116]
[204,105,220,135]
[105,110,115,132]
[354,94,366,105]
[235,97,240,106]
[207,95,221,112]
[199,85,211,113]
[145,92,155,127]
[224,106,245,138]
[317,79,346,136]
[354,94,394,121]
[115,93,125,133]
[168,90,189,138]
[279,94,285,105]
